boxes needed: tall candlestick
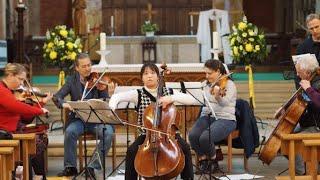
[190,15,193,27]
[111,16,114,28]
[100,32,106,51]
[212,31,219,50]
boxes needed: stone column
[0,0,6,39]
[316,0,320,14]
[26,0,40,36]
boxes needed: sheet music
[67,99,123,125]
[292,53,317,65]
[166,82,204,105]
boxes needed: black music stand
[166,82,228,180]
[107,86,141,178]
[67,99,124,180]
[166,82,204,139]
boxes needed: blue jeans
[188,116,236,157]
[64,119,114,170]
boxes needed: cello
[259,68,320,164]
[134,64,185,179]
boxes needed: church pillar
[0,0,6,39]
[316,0,320,14]
[27,0,40,36]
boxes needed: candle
[100,32,106,51]
[212,31,219,50]
[190,15,193,27]
[87,24,90,33]
[111,16,114,28]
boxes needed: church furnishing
[142,38,157,63]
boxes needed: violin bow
[122,121,173,137]
[81,66,109,101]
[23,79,49,119]
[23,79,43,108]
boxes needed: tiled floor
[43,120,295,179]
[45,155,291,179]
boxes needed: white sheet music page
[67,99,123,125]
[292,53,317,65]
[87,99,123,125]
[67,100,101,123]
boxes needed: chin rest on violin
[209,72,233,97]
[14,86,47,104]
[86,72,112,91]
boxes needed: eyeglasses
[16,76,25,82]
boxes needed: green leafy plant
[141,20,159,34]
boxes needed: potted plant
[141,20,159,37]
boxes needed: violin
[86,72,112,91]
[14,86,48,104]
[209,72,233,97]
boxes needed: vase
[145,31,155,37]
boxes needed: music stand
[67,99,124,180]
[166,82,204,139]
[166,82,226,180]
[106,86,141,177]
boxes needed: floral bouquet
[229,16,268,65]
[141,20,159,34]
[43,25,83,69]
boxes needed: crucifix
[142,3,157,21]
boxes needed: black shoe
[85,167,96,179]
[57,167,78,177]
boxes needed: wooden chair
[0,140,20,161]
[302,139,320,180]
[225,130,248,172]
[195,129,248,173]
[0,147,15,180]
[12,133,36,180]
[78,133,117,171]
[275,133,320,180]
[63,108,117,171]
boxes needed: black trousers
[125,134,194,180]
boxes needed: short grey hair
[75,53,90,67]
[296,56,319,73]
[306,13,320,24]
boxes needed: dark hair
[75,53,90,67]
[204,59,227,75]
[140,63,160,77]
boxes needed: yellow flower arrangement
[229,16,268,64]
[43,25,82,68]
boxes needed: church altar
[95,35,200,64]
[92,63,205,85]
